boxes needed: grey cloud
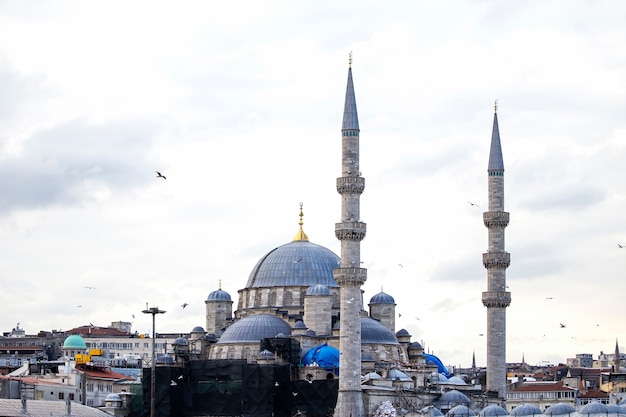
[0,118,160,214]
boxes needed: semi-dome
[207,288,231,301]
[306,284,330,296]
[63,334,87,350]
[510,404,542,416]
[361,317,399,344]
[387,369,412,381]
[245,241,340,288]
[369,291,395,304]
[479,404,508,417]
[447,405,476,417]
[217,314,292,343]
[543,403,575,416]
[301,343,339,370]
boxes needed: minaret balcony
[482,291,511,308]
[482,251,510,269]
[483,211,509,228]
[336,176,365,195]
[335,222,366,241]
[334,267,367,285]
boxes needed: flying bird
[156,171,166,180]
[546,297,554,300]
[181,303,189,309]
[84,286,96,289]
[560,323,566,328]
[398,313,402,318]
[467,201,479,207]
[619,244,624,248]
[398,264,403,269]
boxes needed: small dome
[369,291,395,304]
[105,393,122,402]
[207,289,231,301]
[364,372,382,379]
[157,354,174,364]
[218,314,292,343]
[306,330,316,336]
[362,352,375,361]
[510,404,542,416]
[258,349,275,359]
[448,376,467,385]
[173,337,188,346]
[543,403,575,416]
[294,321,307,329]
[63,335,87,350]
[408,341,424,351]
[246,241,340,288]
[437,390,470,408]
[447,405,476,417]
[387,369,412,381]
[437,373,450,382]
[396,328,410,337]
[191,326,205,333]
[301,343,339,371]
[306,284,330,296]
[479,404,508,417]
[578,401,609,416]
[361,317,399,344]
[605,404,626,415]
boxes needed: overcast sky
[1,0,625,369]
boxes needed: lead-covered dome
[245,241,340,288]
[218,314,292,343]
[207,288,231,301]
[369,291,395,304]
[361,317,399,344]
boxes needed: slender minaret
[482,101,511,397]
[333,53,367,417]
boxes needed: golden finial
[494,99,498,113]
[349,51,352,68]
[293,202,309,242]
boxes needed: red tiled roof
[66,326,129,337]
[511,381,577,392]
[75,364,134,381]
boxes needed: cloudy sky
[1,0,625,369]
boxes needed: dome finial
[293,202,309,241]
[218,279,222,290]
[349,51,352,68]
[494,99,498,113]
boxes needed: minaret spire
[334,55,367,417]
[482,101,511,398]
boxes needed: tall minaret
[481,101,511,397]
[333,53,367,417]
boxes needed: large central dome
[245,240,340,288]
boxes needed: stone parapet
[335,222,366,241]
[336,176,365,195]
[482,251,510,269]
[483,211,510,228]
[482,291,512,308]
[333,267,367,285]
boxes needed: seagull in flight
[181,303,189,309]
[619,244,624,248]
[398,263,403,269]
[84,286,96,290]
[546,297,554,300]
[560,323,566,328]
[156,171,166,180]
[467,201,479,207]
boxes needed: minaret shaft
[482,108,511,398]
[334,64,366,417]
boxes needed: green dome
[63,334,87,350]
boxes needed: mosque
[142,59,507,417]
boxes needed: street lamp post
[142,306,166,417]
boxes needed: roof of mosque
[447,405,476,417]
[437,390,469,407]
[543,403,575,416]
[306,283,331,296]
[577,401,609,416]
[0,399,113,416]
[191,326,205,333]
[245,240,340,288]
[479,404,508,417]
[217,314,293,343]
[361,317,399,344]
[207,288,231,301]
[369,291,395,304]
[509,404,542,416]
[63,334,87,349]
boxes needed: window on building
[69,393,74,401]
[59,392,64,400]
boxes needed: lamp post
[142,306,166,417]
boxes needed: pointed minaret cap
[342,52,360,131]
[488,100,504,172]
[293,203,309,242]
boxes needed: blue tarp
[301,343,340,372]
[424,353,450,378]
